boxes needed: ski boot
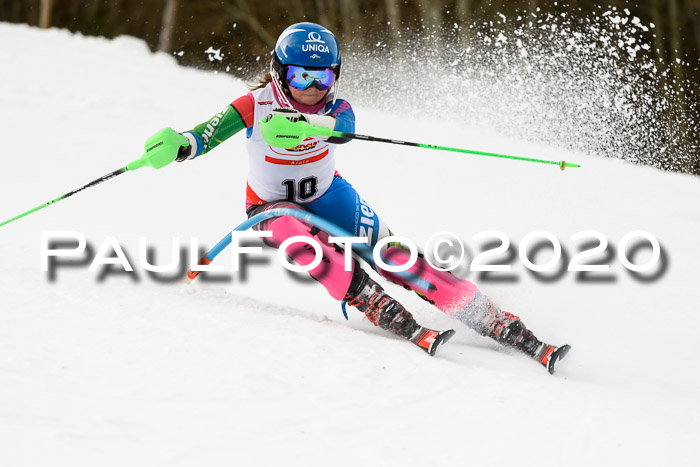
[484,311,571,375]
[344,269,455,356]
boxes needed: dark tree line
[6,1,697,80]
[2,0,698,173]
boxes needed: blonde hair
[247,72,273,91]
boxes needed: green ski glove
[260,110,333,148]
[127,127,189,171]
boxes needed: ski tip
[431,329,456,356]
[438,329,456,344]
[412,328,456,356]
[546,344,571,375]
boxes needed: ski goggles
[285,65,336,91]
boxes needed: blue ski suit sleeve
[325,99,355,144]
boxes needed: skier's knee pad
[247,201,354,300]
[378,245,478,313]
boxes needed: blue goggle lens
[285,66,336,91]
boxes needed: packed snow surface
[1,23,699,467]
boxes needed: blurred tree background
[2,0,698,173]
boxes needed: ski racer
[148,22,570,373]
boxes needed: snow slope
[1,23,699,467]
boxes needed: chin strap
[271,73,293,108]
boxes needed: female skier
[152,22,570,373]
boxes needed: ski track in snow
[1,23,699,467]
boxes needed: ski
[411,327,456,356]
[534,343,572,375]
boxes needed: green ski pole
[0,128,187,228]
[260,115,581,170]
